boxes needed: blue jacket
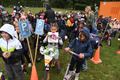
[68,29,93,59]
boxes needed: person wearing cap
[0,24,25,80]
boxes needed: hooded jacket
[68,29,93,59]
[0,24,23,64]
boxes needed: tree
[1,0,100,10]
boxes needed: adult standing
[85,6,95,28]
[85,6,98,34]
[45,5,55,24]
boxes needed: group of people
[0,4,120,80]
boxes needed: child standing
[18,16,32,68]
[0,24,24,80]
[43,23,63,72]
[64,29,93,80]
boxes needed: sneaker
[74,73,80,80]
[0,72,5,80]
[21,65,24,70]
[21,64,27,72]
[65,71,75,79]
[0,72,3,77]
[28,63,32,68]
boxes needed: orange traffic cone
[30,63,38,80]
[116,50,120,54]
[91,46,102,64]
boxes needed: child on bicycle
[64,28,93,80]
[43,22,63,72]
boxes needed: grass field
[6,7,78,14]
[0,8,120,80]
[0,37,120,80]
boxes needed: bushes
[74,3,87,10]
[0,0,99,10]
[1,0,44,7]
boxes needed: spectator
[45,5,55,24]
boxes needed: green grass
[6,7,78,15]
[0,38,120,80]
[79,39,120,80]
[0,7,120,80]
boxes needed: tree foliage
[0,0,100,10]
[49,0,100,10]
